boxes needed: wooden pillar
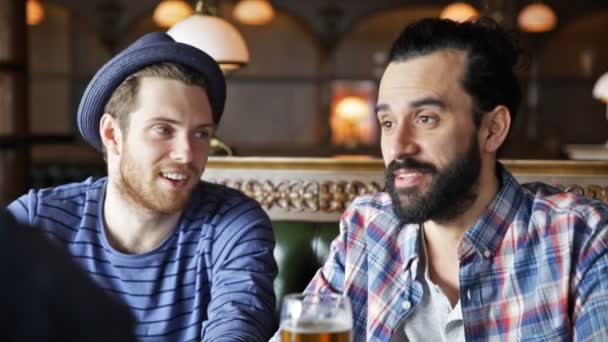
[0,0,29,205]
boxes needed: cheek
[132,141,167,165]
[380,138,392,166]
[193,142,210,164]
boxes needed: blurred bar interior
[1,0,608,203]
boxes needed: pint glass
[280,293,353,342]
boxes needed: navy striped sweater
[7,177,277,341]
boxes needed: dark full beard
[385,134,481,224]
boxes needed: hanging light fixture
[27,0,45,26]
[167,0,249,71]
[153,0,193,28]
[593,72,608,119]
[517,2,557,33]
[440,2,479,23]
[233,0,275,26]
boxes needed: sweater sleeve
[6,192,36,225]
[202,196,277,342]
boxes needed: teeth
[162,172,187,181]
[395,171,419,178]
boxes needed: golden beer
[281,327,351,342]
[280,293,353,342]
[280,321,352,342]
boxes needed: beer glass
[280,293,353,342]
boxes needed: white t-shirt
[391,232,465,342]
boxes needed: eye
[194,130,211,140]
[416,113,438,126]
[380,120,394,130]
[153,125,172,136]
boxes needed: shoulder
[345,192,396,225]
[350,192,393,210]
[188,181,263,212]
[185,181,270,228]
[519,182,608,256]
[340,192,403,241]
[7,178,106,223]
[522,182,608,227]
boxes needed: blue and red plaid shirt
[303,165,608,341]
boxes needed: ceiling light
[27,0,45,26]
[153,0,193,28]
[440,2,479,23]
[233,0,275,26]
[168,0,249,71]
[517,3,557,33]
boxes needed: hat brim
[77,35,226,151]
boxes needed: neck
[103,178,182,254]
[422,162,500,306]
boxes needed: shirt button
[402,300,412,311]
[483,250,492,258]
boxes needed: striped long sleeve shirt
[303,166,608,341]
[7,177,277,341]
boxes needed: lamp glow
[233,0,275,26]
[517,3,557,33]
[335,96,368,122]
[27,0,45,26]
[440,2,479,23]
[153,0,193,28]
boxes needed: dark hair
[388,17,522,126]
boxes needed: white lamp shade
[593,72,608,102]
[168,15,250,71]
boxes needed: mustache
[385,158,437,176]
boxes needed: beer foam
[281,319,352,334]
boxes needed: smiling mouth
[160,172,190,185]
[393,169,427,188]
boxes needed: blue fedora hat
[77,32,226,151]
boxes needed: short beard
[118,147,195,214]
[385,134,481,224]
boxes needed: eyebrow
[375,104,389,116]
[375,96,446,116]
[147,117,215,129]
[410,97,446,110]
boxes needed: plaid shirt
[303,166,608,341]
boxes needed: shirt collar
[461,163,525,259]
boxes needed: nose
[385,123,420,162]
[169,134,194,163]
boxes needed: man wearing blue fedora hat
[7,32,277,341]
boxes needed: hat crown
[77,31,226,152]
[129,32,175,51]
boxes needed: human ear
[99,113,122,156]
[480,105,511,153]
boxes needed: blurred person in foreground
[277,17,608,341]
[7,32,276,341]
[0,209,136,341]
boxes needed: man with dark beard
[293,18,608,341]
[6,33,277,341]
